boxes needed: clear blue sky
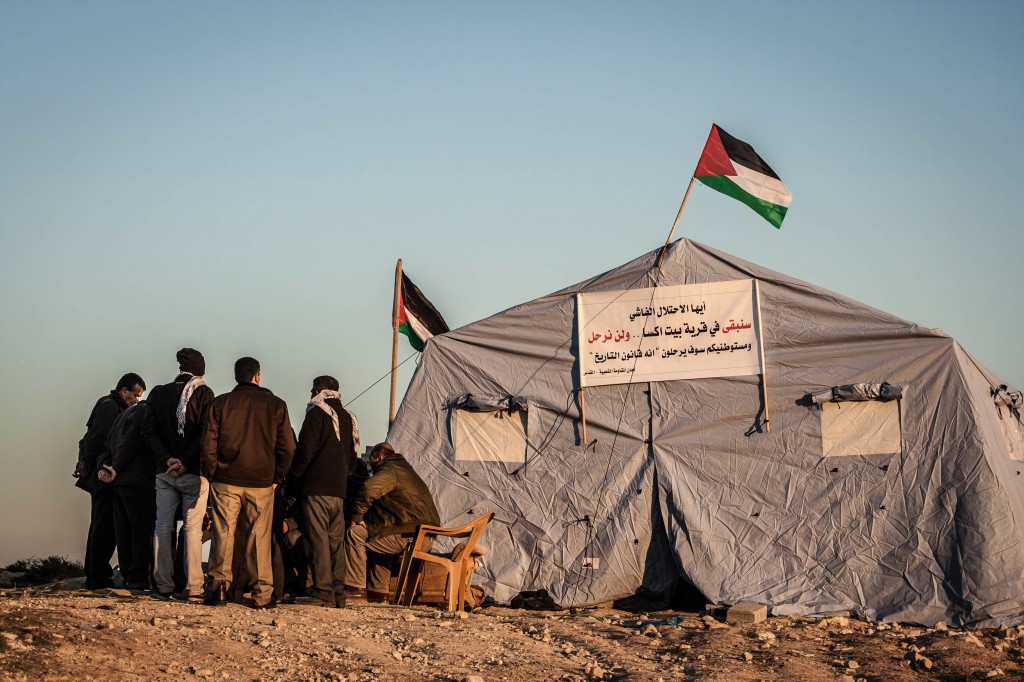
[1,0,1021,565]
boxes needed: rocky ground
[1,584,1022,681]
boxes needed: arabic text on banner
[577,279,762,387]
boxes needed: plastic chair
[391,512,495,611]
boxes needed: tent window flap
[450,394,529,463]
[998,415,1024,462]
[820,400,901,457]
[810,382,903,405]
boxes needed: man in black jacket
[288,375,358,608]
[74,372,146,590]
[201,357,295,609]
[98,400,155,590]
[141,348,215,600]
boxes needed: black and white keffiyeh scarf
[177,373,207,436]
[307,389,360,453]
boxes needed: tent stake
[389,258,403,430]
[656,176,695,269]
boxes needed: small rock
[701,615,727,630]
[846,660,859,670]
[986,669,1004,678]
[642,624,660,638]
[404,615,417,622]
[904,651,933,670]
[271,619,283,628]
[392,651,403,661]
[464,676,485,682]
[457,611,469,620]
[964,634,985,648]
[935,621,948,631]
[258,639,270,648]
[589,665,606,679]
[193,670,214,678]
[742,652,753,662]
[755,631,776,643]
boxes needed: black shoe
[343,586,367,603]
[152,592,173,601]
[203,583,227,607]
[246,597,277,610]
[294,595,332,607]
[334,596,347,609]
[85,580,115,591]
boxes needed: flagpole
[656,176,695,269]
[754,279,771,433]
[389,258,403,430]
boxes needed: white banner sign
[577,279,763,387]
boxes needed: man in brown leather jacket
[343,442,440,602]
[201,357,295,609]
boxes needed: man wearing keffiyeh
[287,375,358,608]
[141,347,215,600]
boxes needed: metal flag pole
[655,176,696,269]
[389,258,403,430]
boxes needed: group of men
[74,348,440,609]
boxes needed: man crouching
[344,443,440,603]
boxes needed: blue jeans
[153,473,208,596]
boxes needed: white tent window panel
[454,409,528,463]
[820,400,901,457]
[999,415,1024,462]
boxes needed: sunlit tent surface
[388,239,1024,627]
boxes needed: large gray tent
[388,239,1024,627]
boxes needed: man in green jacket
[344,442,440,602]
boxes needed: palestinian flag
[397,273,449,352]
[694,124,792,228]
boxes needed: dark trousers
[302,495,346,601]
[84,487,117,589]
[112,485,156,589]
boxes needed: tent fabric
[809,382,903,404]
[387,238,1024,627]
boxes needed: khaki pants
[207,482,274,605]
[345,525,431,594]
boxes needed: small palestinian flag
[398,273,449,352]
[694,124,792,228]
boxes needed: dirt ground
[1,584,1022,681]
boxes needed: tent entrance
[613,464,708,611]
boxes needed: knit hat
[176,348,206,376]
